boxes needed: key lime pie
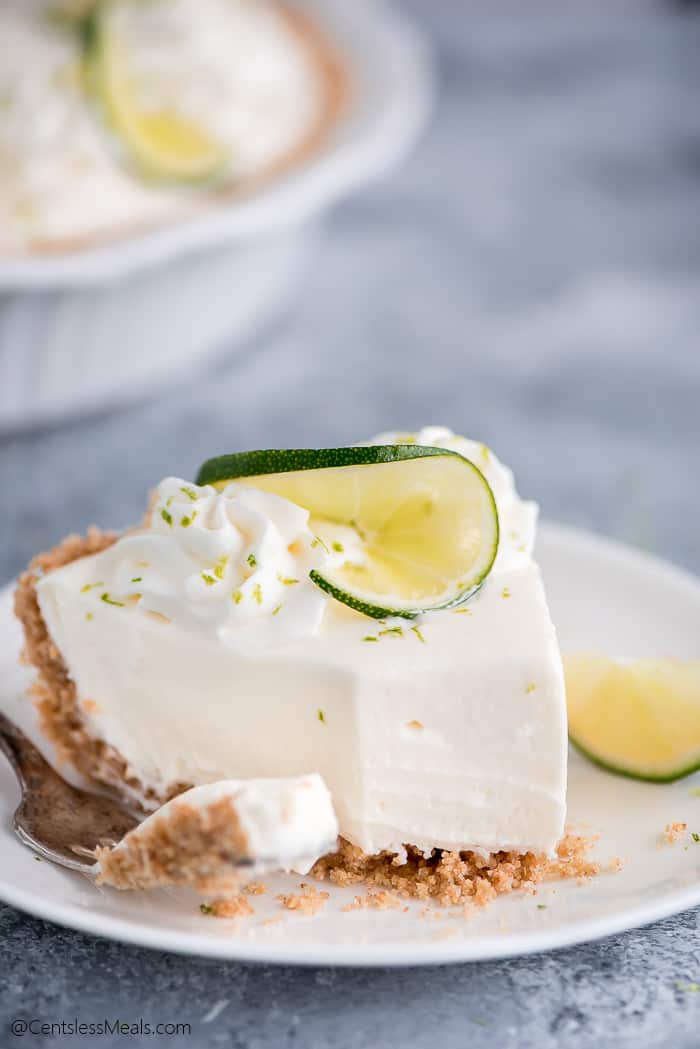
[0,0,344,253]
[16,428,586,904]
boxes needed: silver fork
[0,711,139,873]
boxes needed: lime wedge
[565,655,700,782]
[196,447,499,619]
[83,2,227,182]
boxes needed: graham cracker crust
[21,3,348,256]
[95,795,250,893]
[199,834,599,920]
[311,834,599,911]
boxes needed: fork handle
[0,710,52,793]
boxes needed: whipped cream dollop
[89,477,329,651]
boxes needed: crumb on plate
[243,881,268,896]
[664,822,687,844]
[341,890,403,912]
[200,896,254,919]
[277,883,329,916]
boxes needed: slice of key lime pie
[16,427,568,873]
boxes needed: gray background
[2,2,700,1046]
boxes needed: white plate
[1,522,699,967]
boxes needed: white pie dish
[0,0,432,430]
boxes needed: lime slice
[83,2,227,182]
[565,655,700,782]
[196,447,499,619]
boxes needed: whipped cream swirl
[91,477,328,651]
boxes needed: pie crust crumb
[664,822,687,844]
[277,883,330,916]
[201,896,255,919]
[341,890,403,912]
[243,881,268,896]
[312,832,599,909]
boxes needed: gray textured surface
[2,2,700,1046]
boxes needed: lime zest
[100,592,124,607]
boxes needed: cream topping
[81,477,330,652]
[41,429,535,652]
